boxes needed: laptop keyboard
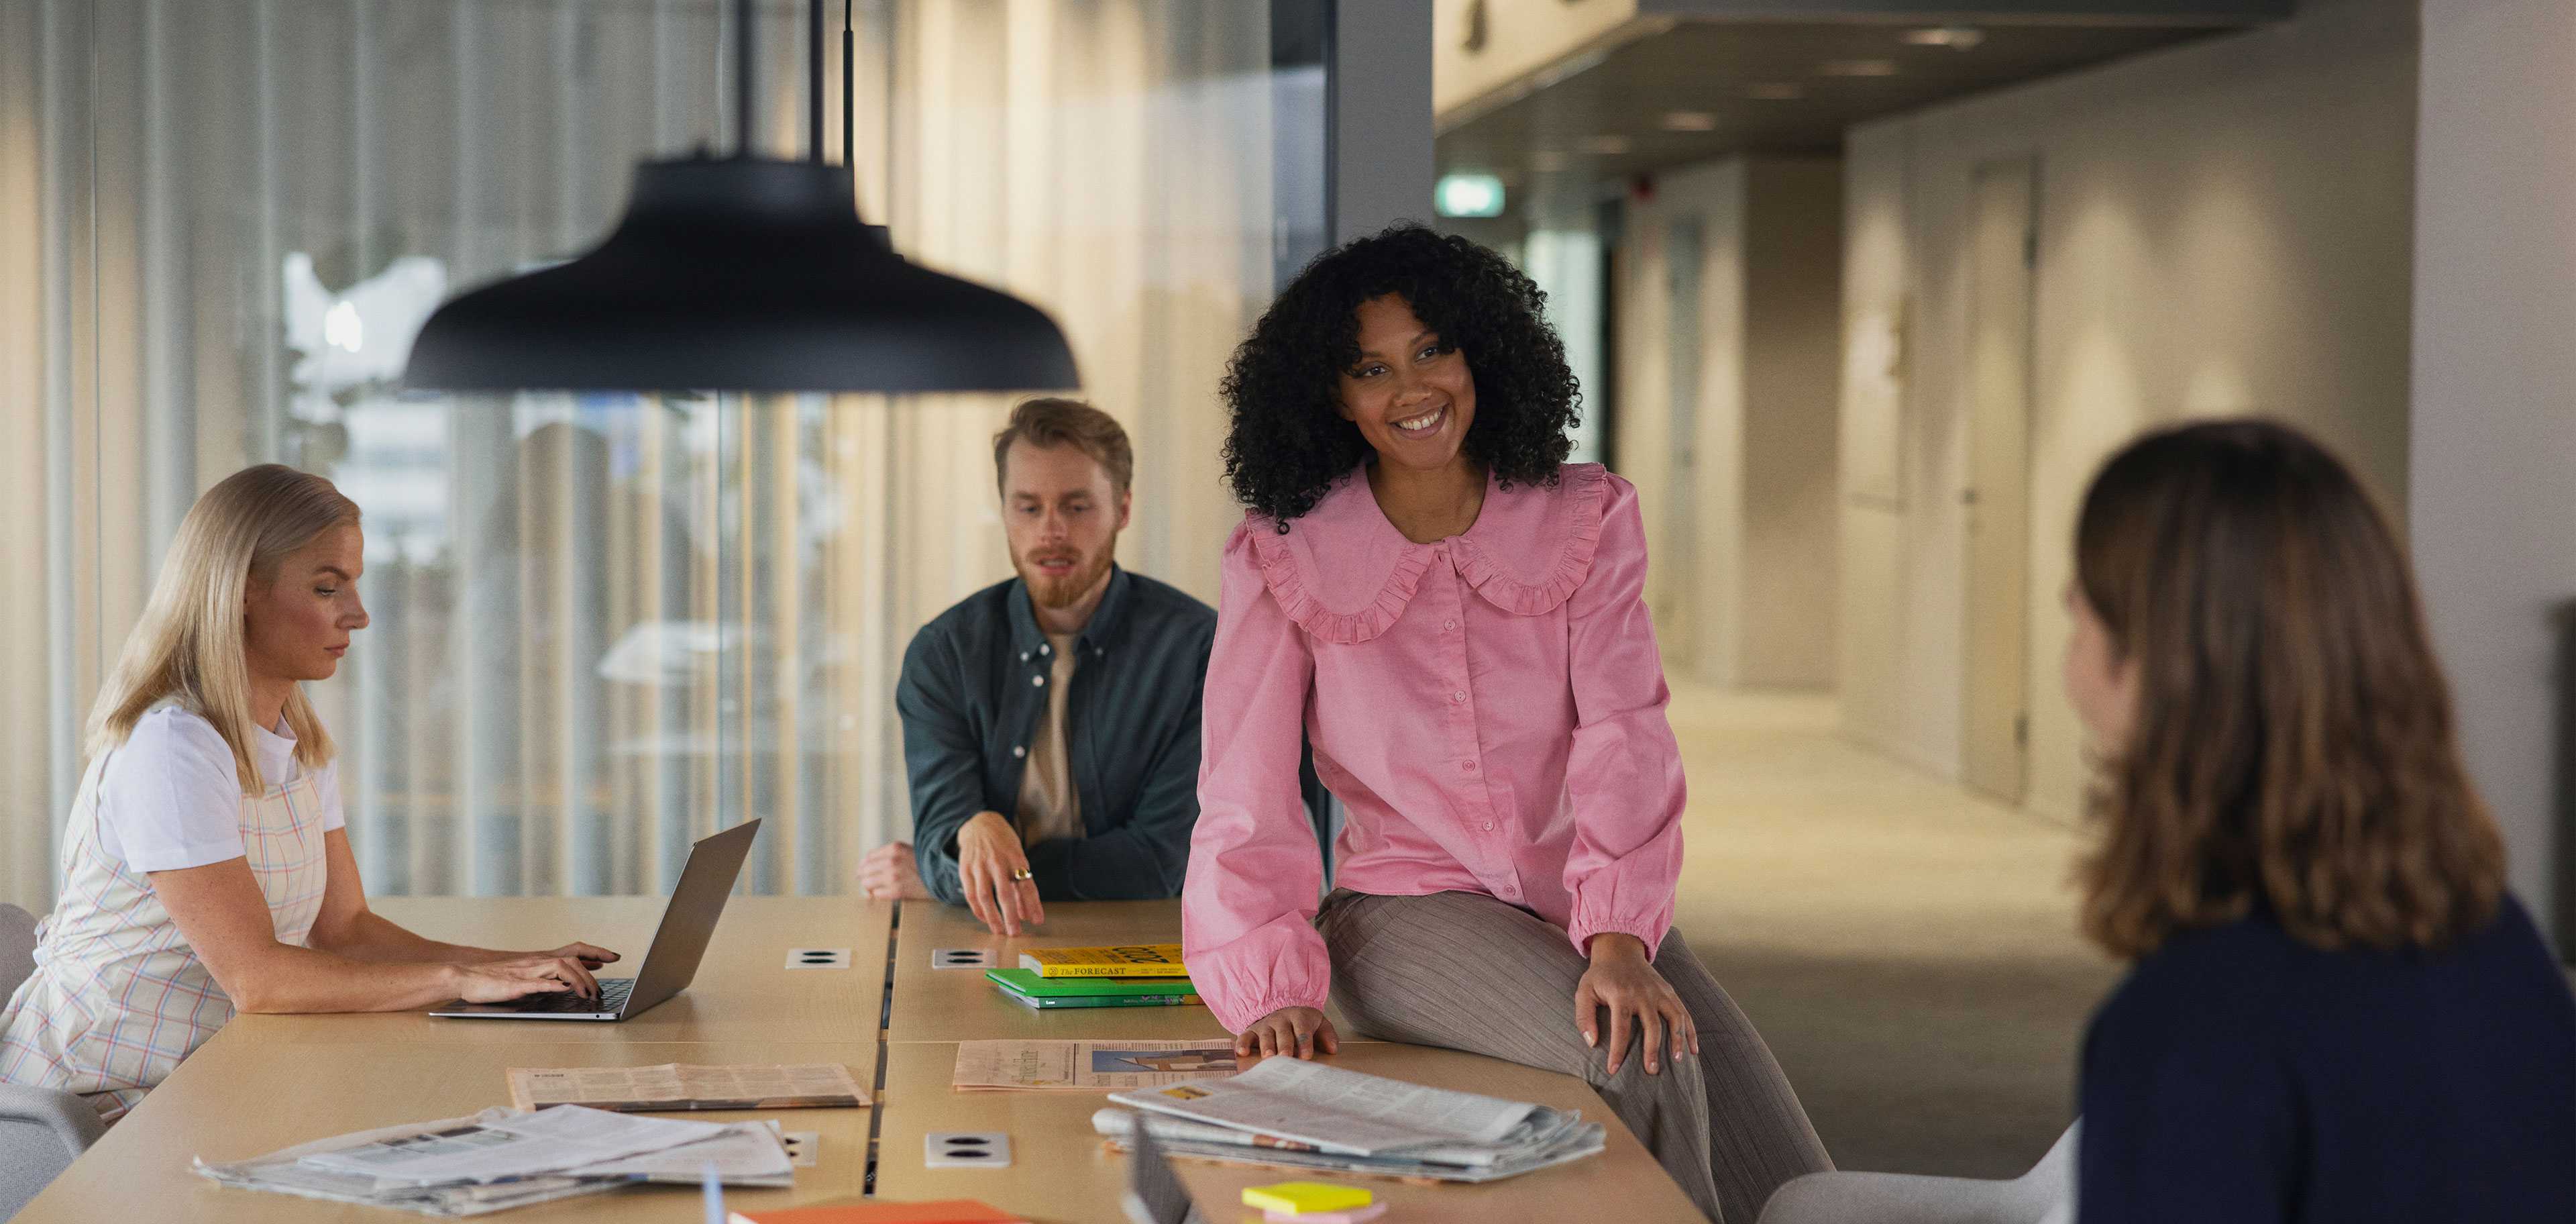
[511,978,633,1014]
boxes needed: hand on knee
[1575,933,1700,1076]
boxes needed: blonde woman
[0,466,617,1123]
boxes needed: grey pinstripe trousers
[1318,888,1833,1223]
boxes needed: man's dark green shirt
[896,566,1215,902]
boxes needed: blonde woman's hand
[535,942,619,969]
[1574,933,1697,1076]
[451,954,601,1003]
[1234,1007,1339,1060]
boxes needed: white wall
[1617,157,1840,691]
[2411,0,2576,950]
[1838,0,2419,814]
[1623,160,1748,676]
[1739,161,1843,691]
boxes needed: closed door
[1664,215,1705,662]
[1962,158,2037,805]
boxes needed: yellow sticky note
[1240,1182,1373,1215]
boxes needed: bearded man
[857,398,1216,935]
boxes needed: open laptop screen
[616,819,762,1016]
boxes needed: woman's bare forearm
[225,946,466,1013]
[311,909,517,964]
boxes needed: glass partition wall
[0,0,1329,905]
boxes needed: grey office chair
[0,903,104,1221]
[1757,1120,2079,1224]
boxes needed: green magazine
[986,967,1195,1000]
[998,988,1201,1010]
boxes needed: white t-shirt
[93,705,346,872]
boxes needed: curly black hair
[1220,223,1582,526]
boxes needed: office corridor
[1665,684,2121,1180]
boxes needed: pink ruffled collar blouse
[1183,462,1688,1032]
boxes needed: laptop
[429,819,761,1021]
[1119,1111,1208,1224]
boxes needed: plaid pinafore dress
[0,741,329,1123]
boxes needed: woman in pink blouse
[1185,225,1831,1222]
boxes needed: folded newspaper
[1097,1058,1605,1184]
[953,1039,1244,1091]
[193,1104,796,1217]
[506,1062,868,1112]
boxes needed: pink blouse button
[1444,619,1457,631]
[1460,760,1477,773]
[1450,691,1466,703]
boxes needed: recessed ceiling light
[1435,173,1507,219]
[1744,83,1805,101]
[1820,59,1900,77]
[1904,26,1986,50]
[1531,150,1572,172]
[1660,111,1718,132]
[1578,134,1631,156]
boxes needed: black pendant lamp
[402,0,1078,394]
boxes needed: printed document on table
[1091,1107,1608,1184]
[295,1104,725,1184]
[506,1062,869,1111]
[575,1120,795,1184]
[197,1110,625,1217]
[951,1039,1244,1091]
[200,1109,798,1217]
[1106,1057,1534,1155]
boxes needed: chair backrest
[0,905,38,1001]
[0,904,109,1219]
[1,1084,105,1215]
[1753,1119,2080,1224]
[2016,1119,2080,1219]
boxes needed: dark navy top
[2077,896,2575,1223]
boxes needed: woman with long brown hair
[2061,420,2572,1222]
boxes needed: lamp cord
[843,0,854,171]
[735,0,755,156]
[808,0,824,161]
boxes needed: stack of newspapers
[1094,1058,1605,1184]
[193,1103,794,1217]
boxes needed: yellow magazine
[1017,943,1189,978]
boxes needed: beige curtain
[818,0,1282,885]
[0,0,1302,909]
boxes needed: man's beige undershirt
[1013,631,1083,848]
